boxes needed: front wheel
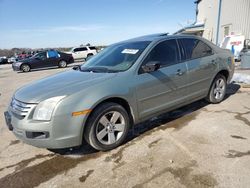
[84,102,130,151]
[206,74,227,104]
[21,64,30,72]
[58,60,67,68]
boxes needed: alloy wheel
[213,78,226,100]
[96,111,125,145]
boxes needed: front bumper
[12,64,21,71]
[4,106,87,149]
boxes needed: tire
[58,60,67,68]
[21,64,30,72]
[84,102,130,151]
[206,74,227,104]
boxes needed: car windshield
[80,41,151,72]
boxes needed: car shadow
[52,83,240,155]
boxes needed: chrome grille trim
[10,98,36,118]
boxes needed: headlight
[33,96,66,121]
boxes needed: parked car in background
[220,34,245,61]
[4,34,234,151]
[17,53,31,60]
[67,46,97,61]
[239,39,250,68]
[12,50,74,72]
[8,57,17,64]
[0,56,8,64]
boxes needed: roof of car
[121,33,200,43]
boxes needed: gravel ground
[0,64,250,188]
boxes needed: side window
[36,52,47,60]
[89,47,96,50]
[179,38,213,60]
[192,40,213,58]
[143,39,179,67]
[74,47,87,52]
[48,50,59,58]
[79,47,87,51]
[73,48,80,52]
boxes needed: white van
[220,34,245,61]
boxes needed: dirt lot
[0,64,250,188]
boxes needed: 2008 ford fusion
[4,34,234,151]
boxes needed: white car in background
[68,46,97,61]
[8,57,17,64]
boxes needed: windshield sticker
[122,49,139,54]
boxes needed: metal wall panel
[197,0,250,44]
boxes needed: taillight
[231,57,235,65]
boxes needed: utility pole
[216,0,222,45]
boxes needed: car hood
[14,70,117,103]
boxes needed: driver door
[135,39,188,120]
[33,52,48,69]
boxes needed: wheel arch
[217,69,229,81]
[209,69,229,87]
[206,69,229,100]
[59,59,67,63]
[82,97,135,140]
[89,97,135,125]
[20,63,31,70]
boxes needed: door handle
[176,69,184,76]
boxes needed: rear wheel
[84,102,130,151]
[58,60,67,68]
[206,74,227,104]
[21,64,30,72]
[87,53,93,58]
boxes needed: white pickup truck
[67,46,97,61]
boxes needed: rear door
[178,38,217,100]
[73,47,88,59]
[88,46,97,55]
[135,39,189,119]
[47,50,60,67]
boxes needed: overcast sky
[0,0,196,49]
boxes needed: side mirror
[141,62,161,73]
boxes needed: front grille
[10,98,36,118]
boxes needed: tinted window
[89,47,96,50]
[179,38,212,60]
[143,39,179,67]
[48,50,59,58]
[74,47,87,52]
[35,52,46,59]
